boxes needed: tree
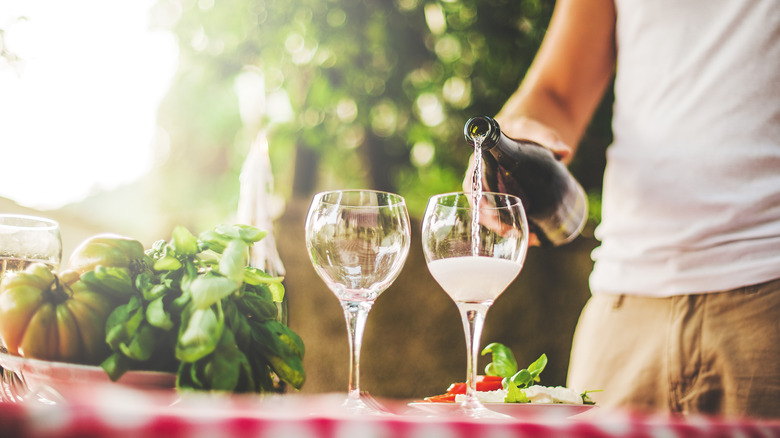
[152,0,608,225]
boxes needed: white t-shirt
[589,0,780,296]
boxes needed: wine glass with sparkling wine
[0,214,62,400]
[0,214,62,281]
[305,190,411,414]
[421,192,528,418]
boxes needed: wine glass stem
[341,300,374,403]
[458,302,490,410]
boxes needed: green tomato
[68,234,151,276]
[0,264,117,365]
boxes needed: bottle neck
[464,116,501,151]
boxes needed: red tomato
[423,376,505,402]
[476,379,504,392]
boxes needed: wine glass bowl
[422,192,527,263]
[421,192,528,418]
[0,214,62,278]
[305,190,411,414]
[0,214,63,395]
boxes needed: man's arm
[495,0,617,162]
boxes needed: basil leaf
[237,291,278,321]
[198,230,229,253]
[244,268,285,302]
[154,255,182,271]
[509,369,533,388]
[211,224,267,244]
[171,226,199,256]
[187,272,239,309]
[219,240,248,283]
[141,283,170,302]
[80,266,135,299]
[508,353,548,389]
[175,362,198,390]
[581,389,601,405]
[147,296,174,331]
[119,323,157,361]
[267,352,305,390]
[234,224,267,243]
[203,330,245,391]
[176,306,223,362]
[106,303,144,350]
[504,381,529,403]
[481,342,518,378]
[101,352,132,382]
[527,353,548,382]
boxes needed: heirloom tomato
[67,234,151,276]
[0,263,116,365]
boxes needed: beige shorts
[567,277,780,419]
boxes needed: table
[1,387,779,438]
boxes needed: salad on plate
[419,342,597,406]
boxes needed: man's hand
[461,117,571,247]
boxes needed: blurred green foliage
[150,0,610,227]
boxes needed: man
[466,0,780,418]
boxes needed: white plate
[0,350,175,404]
[408,401,596,418]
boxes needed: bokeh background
[0,0,612,399]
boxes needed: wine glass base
[436,397,511,420]
[339,393,393,416]
[454,403,512,420]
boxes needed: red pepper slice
[476,379,503,392]
[423,393,457,402]
[446,382,467,394]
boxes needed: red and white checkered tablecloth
[1,387,778,438]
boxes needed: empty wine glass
[305,190,411,414]
[421,192,528,418]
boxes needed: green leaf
[219,239,248,283]
[267,353,305,390]
[154,255,182,271]
[236,225,267,243]
[580,389,601,405]
[172,226,199,256]
[187,272,239,309]
[504,381,530,403]
[171,291,192,313]
[237,291,278,321]
[147,296,174,331]
[481,342,518,378]
[244,268,285,302]
[101,352,132,382]
[175,362,197,390]
[508,353,548,389]
[243,268,283,285]
[176,306,223,362]
[267,283,285,303]
[141,283,170,301]
[80,266,135,299]
[509,369,533,388]
[211,224,267,244]
[197,230,229,254]
[119,323,157,361]
[249,320,305,388]
[106,302,144,350]
[203,329,245,391]
[527,353,548,382]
